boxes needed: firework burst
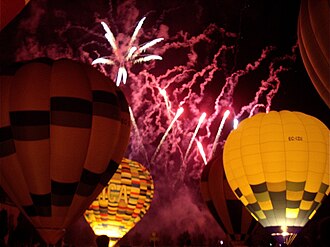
[92,17,164,86]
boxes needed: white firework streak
[92,17,164,86]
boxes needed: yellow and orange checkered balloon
[223,110,329,244]
[84,158,154,247]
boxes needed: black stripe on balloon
[319,183,329,194]
[234,188,243,198]
[23,205,37,217]
[226,200,242,236]
[302,191,317,201]
[93,90,119,120]
[9,111,50,140]
[251,182,267,193]
[0,126,13,141]
[0,126,15,157]
[30,193,51,216]
[51,180,78,206]
[76,169,101,196]
[51,97,92,128]
[51,97,92,114]
[10,111,50,126]
[115,90,129,113]
[100,160,120,186]
[93,90,118,105]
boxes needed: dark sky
[1,0,329,246]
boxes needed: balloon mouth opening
[270,225,297,237]
[266,226,302,245]
[266,225,302,235]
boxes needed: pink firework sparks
[196,140,207,165]
[116,23,296,177]
[73,14,297,180]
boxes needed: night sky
[0,0,329,246]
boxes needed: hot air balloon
[84,158,154,247]
[297,0,330,108]
[0,0,30,30]
[201,154,258,246]
[0,58,131,244]
[223,110,329,245]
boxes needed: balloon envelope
[297,0,330,108]
[223,111,329,244]
[0,59,131,244]
[0,0,30,30]
[201,154,257,245]
[84,158,154,247]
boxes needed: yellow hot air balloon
[84,158,154,247]
[223,110,329,245]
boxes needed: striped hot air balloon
[0,58,131,244]
[84,158,154,247]
[0,0,30,30]
[223,111,329,245]
[297,0,330,108]
[201,154,258,246]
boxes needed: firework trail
[129,106,150,166]
[196,140,207,165]
[184,112,206,163]
[150,107,184,164]
[211,109,230,159]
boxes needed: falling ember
[159,88,171,116]
[196,140,207,165]
[92,17,164,86]
[233,119,239,129]
[211,110,230,158]
[117,66,128,86]
[151,107,184,163]
[183,112,206,162]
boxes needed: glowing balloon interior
[0,59,131,244]
[84,158,154,246]
[223,111,329,244]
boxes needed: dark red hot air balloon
[297,0,330,108]
[0,0,30,30]
[0,58,131,244]
[201,154,258,246]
